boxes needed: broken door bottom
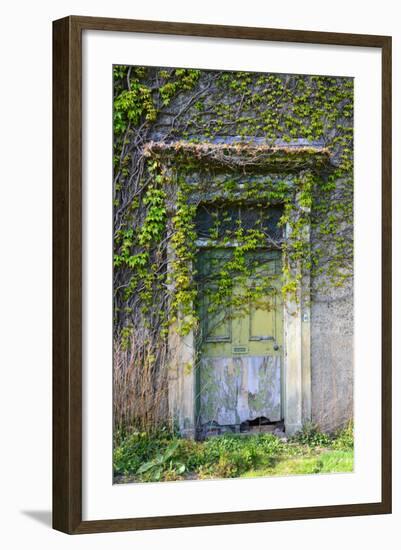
[197,355,281,437]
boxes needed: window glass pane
[194,204,283,242]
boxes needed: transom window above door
[194,204,284,245]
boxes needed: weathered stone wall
[114,67,354,433]
[310,281,353,431]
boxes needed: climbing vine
[112,65,353,432]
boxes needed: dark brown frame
[53,15,392,534]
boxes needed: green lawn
[241,449,353,478]
[113,422,354,483]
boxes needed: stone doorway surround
[144,137,332,438]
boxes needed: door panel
[203,291,231,342]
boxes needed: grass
[113,422,354,483]
[241,450,353,478]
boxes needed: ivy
[112,66,353,429]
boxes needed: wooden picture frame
[53,15,392,534]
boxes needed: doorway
[195,246,283,437]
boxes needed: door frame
[168,217,311,438]
[161,145,322,438]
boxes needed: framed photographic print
[53,16,392,534]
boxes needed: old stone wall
[310,281,353,431]
[114,67,354,433]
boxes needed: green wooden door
[196,248,283,430]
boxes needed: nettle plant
[112,65,353,432]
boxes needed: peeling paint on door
[199,355,281,426]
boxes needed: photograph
[0,0,396,545]
[112,65,355,484]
